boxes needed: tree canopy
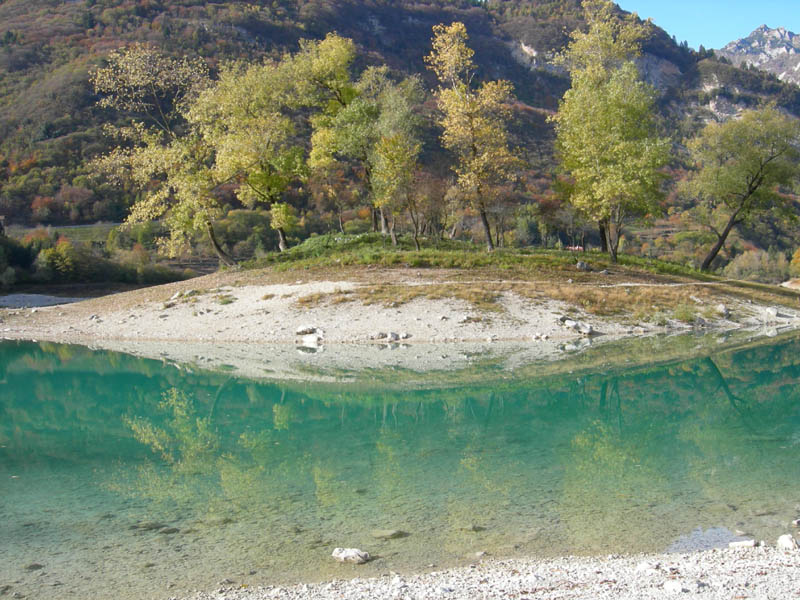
[426,21,521,251]
[683,106,800,271]
[552,0,670,262]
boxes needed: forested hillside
[1,0,800,283]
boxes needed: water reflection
[1,336,799,599]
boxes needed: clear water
[1,337,800,599]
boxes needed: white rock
[777,534,798,551]
[664,580,687,593]
[296,325,320,336]
[635,560,660,574]
[170,291,182,301]
[331,548,370,564]
[301,334,321,348]
[729,539,758,548]
[387,332,400,342]
[716,304,730,318]
[577,322,594,335]
[563,319,578,329]
[792,518,800,527]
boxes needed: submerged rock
[371,529,408,540]
[24,563,44,571]
[331,548,370,564]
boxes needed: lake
[1,336,799,599]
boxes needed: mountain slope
[717,25,800,85]
[1,0,799,229]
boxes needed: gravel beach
[184,547,800,600]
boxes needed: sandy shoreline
[2,272,799,383]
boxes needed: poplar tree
[552,0,670,262]
[426,22,520,251]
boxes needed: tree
[426,22,521,251]
[187,60,306,252]
[90,45,243,265]
[307,63,423,241]
[269,202,297,252]
[552,0,670,262]
[91,43,207,137]
[93,45,308,261]
[683,107,800,271]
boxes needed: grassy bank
[234,233,800,322]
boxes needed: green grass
[240,233,710,280]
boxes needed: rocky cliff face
[717,25,800,85]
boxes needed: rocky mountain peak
[718,25,800,85]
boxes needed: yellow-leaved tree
[552,0,670,262]
[426,22,521,251]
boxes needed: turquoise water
[1,337,800,599]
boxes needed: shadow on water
[1,334,799,599]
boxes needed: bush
[722,249,790,284]
[0,266,15,288]
[791,248,800,278]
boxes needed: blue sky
[615,1,799,49]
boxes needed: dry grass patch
[356,283,502,311]
[509,281,721,322]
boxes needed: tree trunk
[205,220,236,267]
[479,209,495,252]
[407,204,421,251]
[337,210,345,234]
[389,214,398,246]
[371,207,379,232]
[605,223,619,263]
[700,213,740,271]
[598,220,608,253]
[379,206,389,236]
[277,227,288,252]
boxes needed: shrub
[791,248,800,278]
[722,249,789,284]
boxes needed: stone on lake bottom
[331,548,370,564]
[370,529,407,540]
